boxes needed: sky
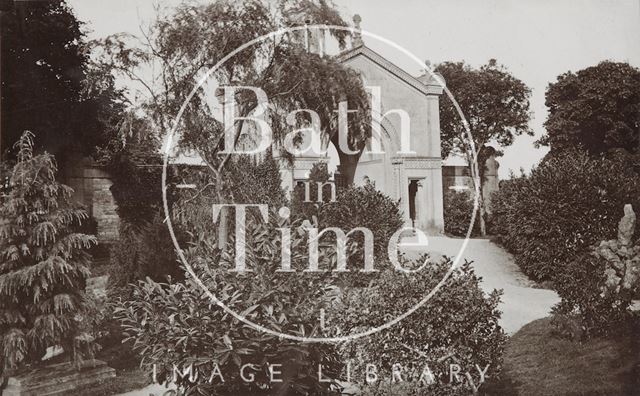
[68,0,640,179]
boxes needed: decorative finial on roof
[425,59,431,68]
[352,14,363,47]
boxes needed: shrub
[225,153,287,209]
[443,190,480,237]
[0,132,97,376]
[318,184,403,260]
[490,149,640,283]
[552,205,640,338]
[109,213,185,288]
[104,141,185,286]
[333,258,506,395]
[290,161,333,223]
[105,141,166,225]
[115,212,344,395]
[291,162,404,271]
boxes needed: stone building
[278,40,446,234]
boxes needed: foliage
[104,143,164,225]
[550,253,632,339]
[551,205,640,338]
[436,60,532,160]
[318,184,403,264]
[89,0,369,183]
[0,132,97,376]
[0,0,123,160]
[115,212,344,395]
[290,162,333,223]
[435,60,532,235]
[109,213,184,288]
[98,133,186,287]
[490,149,640,283]
[538,61,640,155]
[334,258,506,395]
[443,190,480,237]
[224,152,287,209]
[291,162,404,277]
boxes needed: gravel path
[402,236,560,334]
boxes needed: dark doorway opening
[408,179,419,227]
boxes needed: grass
[500,316,640,396]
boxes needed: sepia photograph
[0,0,639,395]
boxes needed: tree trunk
[468,153,488,237]
[215,173,228,249]
[217,208,228,249]
[478,190,487,237]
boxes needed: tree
[538,61,640,155]
[0,0,122,162]
[90,0,370,246]
[435,60,532,235]
[0,132,97,377]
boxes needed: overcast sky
[69,0,640,178]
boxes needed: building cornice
[336,45,444,96]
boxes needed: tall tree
[90,0,370,245]
[0,132,96,377]
[435,59,532,235]
[538,61,640,155]
[0,0,122,162]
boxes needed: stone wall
[441,155,500,214]
[442,164,473,191]
[64,157,119,244]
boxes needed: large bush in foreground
[490,150,640,283]
[116,213,344,395]
[334,257,506,395]
[0,132,97,376]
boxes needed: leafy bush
[490,149,640,283]
[104,141,186,286]
[550,253,627,339]
[225,153,287,209]
[291,162,404,272]
[334,258,506,395]
[290,162,333,222]
[552,205,640,338]
[443,190,480,237]
[0,132,97,376]
[318,184,403,260]
[109,213,184,288]
[115,211,344,395]
[106,143,165,225]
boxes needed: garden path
[402,236,561,334]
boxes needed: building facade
[279,40,446,234]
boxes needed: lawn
[500,316,640,396]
